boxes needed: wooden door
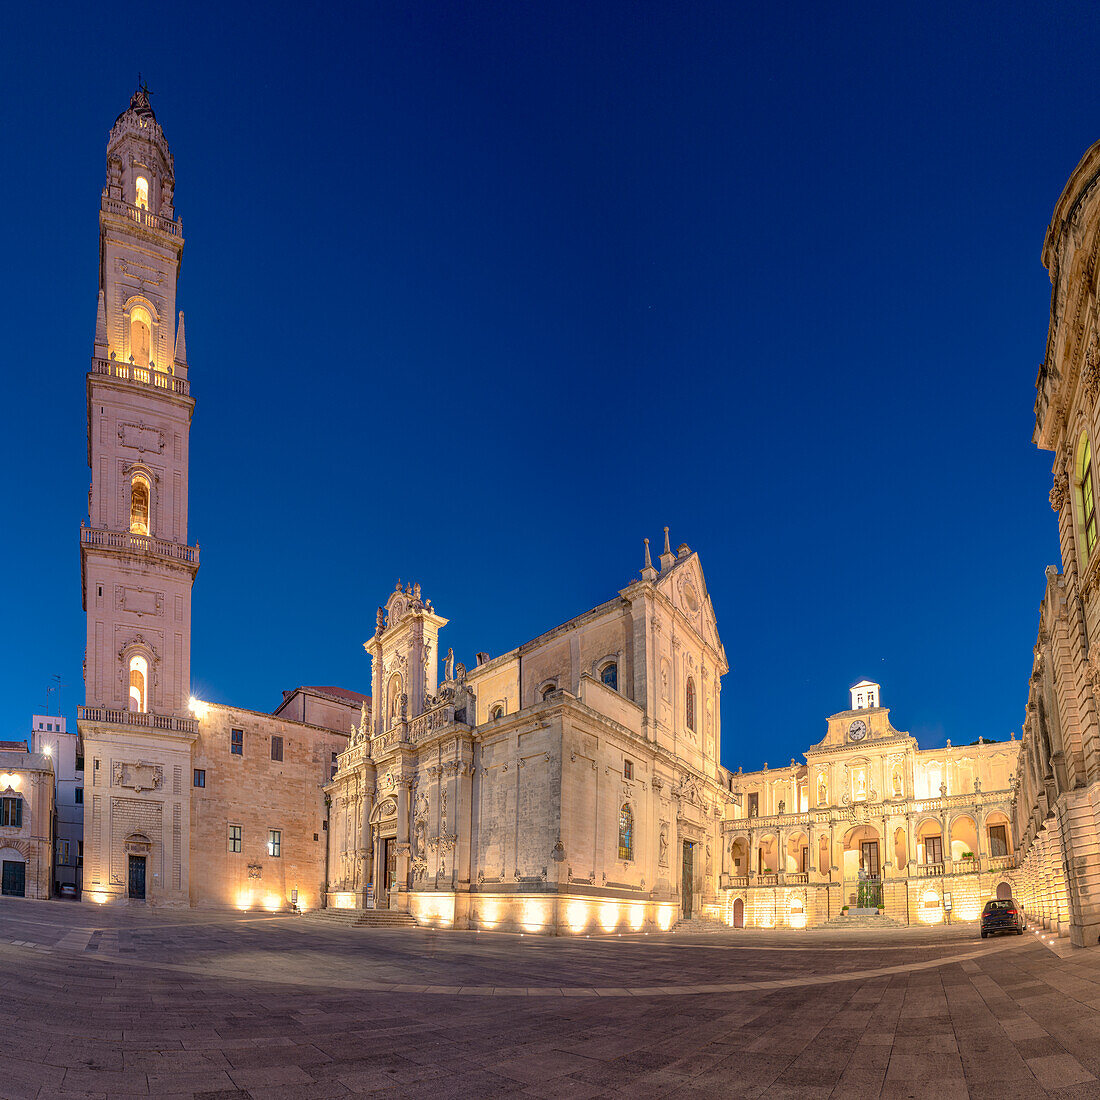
[733,897,744,928]
[996,881,1012,900]
[127,855,146,900]
[681,841,694,919]
[384,838,397,908]
[861,841,880,878]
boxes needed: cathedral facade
[325,533,732,933]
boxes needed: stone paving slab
[1,898,1099,1097]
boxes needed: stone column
[357,773,373,907]
[395,779,411,909]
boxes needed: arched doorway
[996,881,1012,901]
[0,846,26,897]
[733,897,745,928]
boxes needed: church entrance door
[128,855,146,900]
[383,838,397,908]
[681,841,694,919]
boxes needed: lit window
[135,175,149,210]
[230,729,243,755]
[271,736,283,762]
[58,839,70,864]
[130,474,150,535]
[624,759,634,780]
[268,830,281,858]
[686,677,696,731]
[857,694,863,707]
[0,797,24,827]
[618,804,633,861]
[193,769,205,788]
[1082,436,1097,557]
[128,655,148,713]
[601,663,618,691]
[129,305,151,368]
[228,824,242,853]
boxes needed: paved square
[0,899,1098,1097]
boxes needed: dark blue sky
[0,2,1090,769]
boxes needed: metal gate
[1,860,25,897]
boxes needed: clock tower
[78,83,199,905]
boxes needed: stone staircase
[821,908,903,930]
[671,915,728,934]
[304,907,419,929]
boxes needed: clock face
[848,720,867,742]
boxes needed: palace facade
[1020,135,1100,947]
[719,683,1019,929]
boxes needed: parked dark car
[981,898,1024,937]
[57,883,78,899]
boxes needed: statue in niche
[778,799,785,815]
[705,844,712,879]
[892,769,903,797]
[658,822,669,867]
[414,820,426,859]
[444,647,454,682]
[818,778,827,806]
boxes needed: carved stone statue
[706,844,712,878]
[778,799,785,815]
[658,822,669,867]
[892,770,903,797]
[455,662,466,682]
[939,781,948,799]
[444,647,454,682]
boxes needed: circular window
[684,583,699,612]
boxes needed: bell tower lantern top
[850,680,880,710]
[104,78,177,224]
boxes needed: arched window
[130,305,151,367]
[129,655,148,713]
[135,175,149,210]
[1080,435,1097,558]
[618,804,633,861]
[685,677,696,731]
[130,475,150,536]
[601,662,618,691]
[540,682,557,701]
[489,704,504,720]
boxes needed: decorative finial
[641,537,657,581]
[658,526,675,572]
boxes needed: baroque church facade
[325,532,732,934]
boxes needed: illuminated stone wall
[189,704,346,912]
[1021,134,1100,947]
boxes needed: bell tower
[78,83,199,905]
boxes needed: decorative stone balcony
[80,525,199,568]
[77,706,197,735]
[101,195,183,238]
[89,357,190,397]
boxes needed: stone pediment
[655,553,726,666]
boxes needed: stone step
[821,912,903,929]
[672,917,727,934]
[304,908,419,928]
